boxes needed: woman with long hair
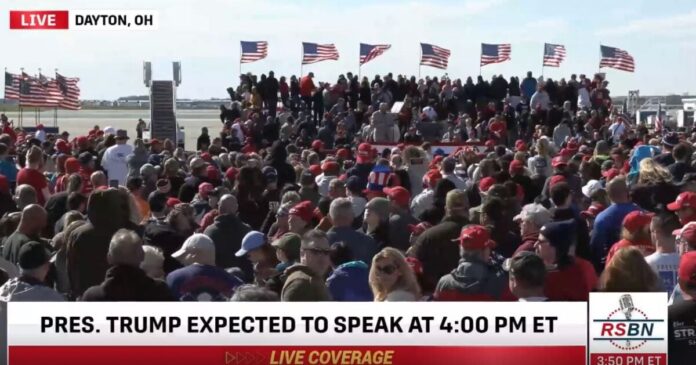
[235,166,269,230]
[630,158,680,211]
[527,137,553,178]
[598,247,661,292]
[369,248,421,301]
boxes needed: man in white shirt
[529,85,550,111]
[101,129,134,186]
[410,170,441,218]
[505,251,548,302]
[608,117,626,144]
[646,212,683,293]
[441,157,466,190]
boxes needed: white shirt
[608,122,625,143]
[443,173,467,190]
[35,129,46,143]
[101,143,134,186]
[645,252,680,292]
[578,88,591,109]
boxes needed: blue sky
[2,0,696,99]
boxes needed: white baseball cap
[104,126,116,135]
[172,234,215,260]
[582,179,603,199]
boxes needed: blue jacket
[589,202,641,270]
[520,77,537,99]
[327,227,379,267]
[0,158,18,183]
[326,261,373,301]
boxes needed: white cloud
[596,9,696,37]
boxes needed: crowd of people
[0,69,694,362]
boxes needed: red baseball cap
[76,136,88,146]
[308,164,322,176]
[149,138,161,146]
[509,160,524,174]
[383,186,410,207]
[357,143,373,164]
[424,169,442,188]
[668,192,696,211]
[602,168,621,182]
[559,148,574,158]
[485,139,496,149]
[206,165,220,181]
[515,140,527,151]
[200,152,212,162]
[321,161,339,172]
[225,167,238,181]
[622,211,655,233]
[198,182,214,197]
[479,177,496,193]
[551,156,567,168]
[678,251,696,287]
[289,201,314,223]
[166,198,181,208]
[455,225,496,250]
[549,175,567,188]
[312,140,324,151]
[581,203,606,219]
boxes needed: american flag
[19,73,53,108]
[4,72,20,100]
[56,73,81,110]
[420,43,451,70]
[543,43,566,67]
[302,42,339,65]
[480,43,511,66]
[39,74,65,106]
[360,43,391,65]
[600,45,635,72]
[240,41,268,64]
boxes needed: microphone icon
[619,294,634,347]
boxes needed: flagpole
[418,44,422,79]
[598,43,602,74]
[479,44,482,77]
[541,43,545,78]
[300,43,304,76]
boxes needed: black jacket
[203,214,253,280]
[66,189,137,297]
[552,207,592,263]
[412,215,469,293]
[81,265,174,301]
[143,220,186,274]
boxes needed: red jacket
[544,259,596,301]
[300,76,315,97]
[605,238,654,268]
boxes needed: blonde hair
[402,146,425,166]
[369,248,421,301]
[598,247,660,292]
[535,137,551,158]
[638,158,672,185]
[26,145,44,166]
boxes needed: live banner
[7,302,587,365]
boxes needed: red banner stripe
[10,346,586,365]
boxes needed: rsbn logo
[593,294,665,351]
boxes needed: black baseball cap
[78,152,95,165]
[18,241,52,270]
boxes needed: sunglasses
[376,265,397,275]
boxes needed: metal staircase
[149,80,178,144]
